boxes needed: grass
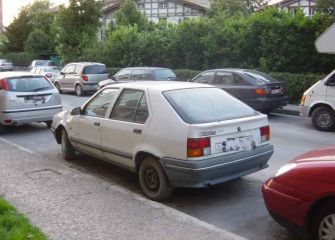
[0,197,48,240]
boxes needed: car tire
[45,121,52,128]
[61,129,75,161]
[310,201,335,240]
[139,157,173,201]
[311,106,335,131]
[55,82,62,93]
[75,84,83,96]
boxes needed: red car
[262,146,335,240]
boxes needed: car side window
[65,65,75,74]
[83,89,118,118]
[213,72,234,85]
[327,73,335,86]
[115,69,132,81]
[74,65,82,75]
[192,71,214,83]
[233,74,248,85]
[110,89,147,123]
[130,70,147,80]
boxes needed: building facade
[100,0,208,38]
[273,0,316,17]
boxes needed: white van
[300,69,335,131]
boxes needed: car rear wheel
[55,82,62,93]
[139,157,173,201]
[61,129,75,161]
[310,201,335,240]
[75,84,83,96]
[311,106,335,131]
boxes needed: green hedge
[0,52,38,67]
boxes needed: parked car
[98,67,177,89]
[262,145,335,240]
[0,72,62,134]
[54,62,109,96]
[31,66,60,83]
[190,69,289,112]
[29,60,50,69]
[300,69,335,131]
[52,81,274,200]
[0,59,14,71]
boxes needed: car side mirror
[111,76,116,81]
[71,107,82,116]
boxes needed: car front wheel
[139,157,173,201]
[61,129,75,161]
[311,106,335,131]
[310,201,335,240]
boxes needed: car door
[62,64,76,90]
[326,71,335,105]
[69,88,119,159]
[100,89,150,169]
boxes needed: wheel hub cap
[145,168,159,193]
[318,113,331,127]
[319,214,335,240]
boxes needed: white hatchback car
[51,82,274,200]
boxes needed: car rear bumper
[299,105,310,118]
[82,83,98,92]
[250,96,289,111]
[0,105,62,125]
[262,178,312,236]
[160,144,273,188]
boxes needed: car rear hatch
[0,76,61,117]
[264,82,287,98]
[187,114,270,159]
[82,65,109,84]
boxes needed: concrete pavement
[272,104,299,116]
[0,138,247,240]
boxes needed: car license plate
[216,136,255,153]
[25,96,46,103]
[271,88,282,94]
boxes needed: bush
[0,52,38,66]
[174,69,201,81]
[107,67,122,76]
[270,72,325,103]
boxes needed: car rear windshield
[35,60,49,66]
[83,65,108,74]
[153,69,176,80]
[42,67,60,72]
[6,77,53,92]
[243,70,278,84]
[163,88,257,124]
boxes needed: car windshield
[42,67,60,72]
[243,70,278,84]
[35,60,49,66]
[153,69,176,80]
[83,65,108,74]
[163,88,257,124]
[7,77,53,92]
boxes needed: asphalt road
[2,93,335,240]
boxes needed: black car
[190,69,289,112]
[98,67,177,89]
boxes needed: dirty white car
[51,82,274,200]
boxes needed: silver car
[31,66,60,83]
[54,62,109,96]
[0,59,14,71]
[0,72,62,134]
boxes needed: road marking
[0,137,36,155]
[108,184,248,240]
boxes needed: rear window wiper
[33,87,51,92]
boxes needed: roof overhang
[315,23,335,54]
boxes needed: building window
[138,3,145,9]
[159,2,168,8]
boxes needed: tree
[53,0,103,62]
[115,0,149,30]
[24,29,54,54]
[209,0,267,17]
[316,0,335,23]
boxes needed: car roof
[106,81,213,92]
[121,67,171,71]
[68,62,106,66]
[0,71,41,78]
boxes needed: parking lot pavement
[0,138,246,240]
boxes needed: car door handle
[133,129,142,134]
[93,122,100,127]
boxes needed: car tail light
[187,137,211,157]
[255,88,267,96]
[300,95,306,106]
[81,75,88,81]
[46,73,52,78]
[4,119,12,124]
[0,79,9,91]
[260,126,270,142]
